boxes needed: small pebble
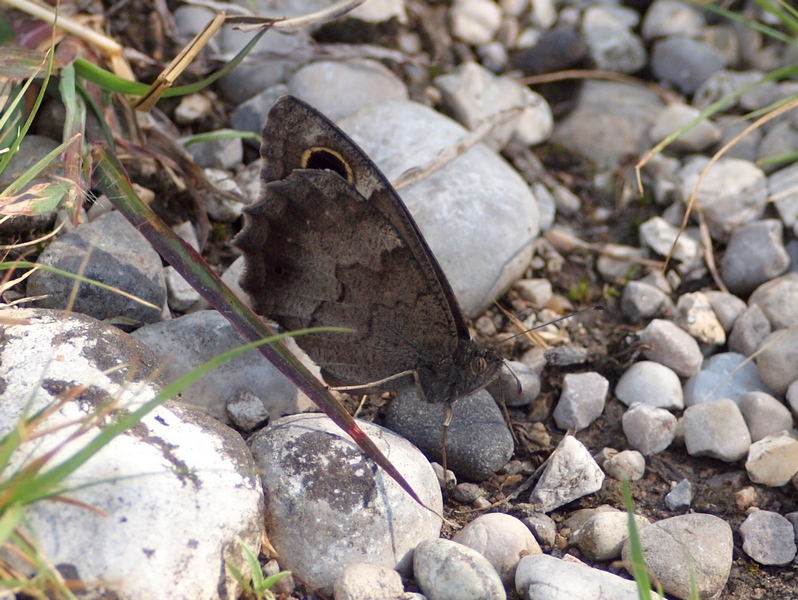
[735,486,760,511]
[490,360,541,408]
[333,563,405,600]
[738,391,793,442]
[728,304,771,357]
[649,103,721,151]
[651,37,728,94]
[739,510,798,566]
[638,216,701,264]
[577,511,650,561]
[530,436,605,513]
[552,372,609,431]
[622,403,677,456]
[520,513,557,551]
[638,319,703,378]
[641,0,705,41]
[603,449,646,481]
[664,479,693,511]
[414,539,506,600]
[720,219,790,296]
[745,432,798,487]
[451,482,484,504]
[749,271,798,329]
[516,553,641,599]
[673,291,726,346]
[683,352,771,405]
[615,361,683,410]
[683,399,751,461]
[756,326,798,396]
[621,281,674,321]
[449,0,502,45]
[596,244,647,281]
[225,388,269,433]
[514,278,553,308]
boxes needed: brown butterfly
[234,96,502,406]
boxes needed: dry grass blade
[135,12,227,111]
[516,69,681,104]
[232,0,367,31]
[392,107,524,190]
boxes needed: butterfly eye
[471,356,488,375]
[302,147,354,184]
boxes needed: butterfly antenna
[495,305,605,347]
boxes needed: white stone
[745,432,798,487]
[638,216,701,264]
[603,449,646,481]
[673,291,726,345]
[578,511,651,561]
[516,554,642,600]
[552,372,609,431]
[415,539,506,600]
[530,436,605,512]
[450,0,502,45]
[615,361,684,410]
[622,403,677,455]
[683,399,751,461]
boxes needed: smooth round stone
[620,281,674,321]
[551,80,665,170]
[520,513,557,551]
[649,103,721,152]
[683,399,751,461]
[638,319,703,378]
[384,388,514,482]
[738,391,793,442]
[739,510,798,566]
[580,6,647,74]
[641,0,705,41]
[664,479,693,511]
[529,436,605,513]
[749,271,798,329]
[489,360,541,408]
[622,514,733,599]
[449,0,502,45]
[673,291,726,346]
[414,539,505,600]
[514,278,553,307]
[0,309,264,600]
[603,450,646,481]
[452,513,541,585]
[758,121,798,173]
[769,161,798,229]
[616,361,683,410]
[132,310,311,422]
[451,482,485,504]
[622,403,677,456]
[248,414,443,595]
[677,157,767,241]
[720,219,790,296]
[728,304,771,357]
[705,291,746,332]
[638,216,701,264]
[683,352,771,405]
[339,101,540,317]
[516,554,641,600]
[26,211,166,325]
[756,326,798,396]
[334,563,405,600]
[651,37,728,94]
[552,372,609,431]
[577,511,651,562]
[745,432,798,487]
[287,60,409,122]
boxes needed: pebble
[739,510,798,566]
[580,5,647,73]
[225,388,270,433]
[514,278,553,308]
[768,161,798,230]
[131,310,309,423]
[230,84,290,141]
[550,184,581,216]
[339,100,540,317]
[449,0,502,45]
[596,243,647,281]
[650,37,729,94]
[758,121,798,173]
[682,399,751,461]
[641,0,705,41]
[435,62,552,150]
[515,553,642,600]
[683,352,771,405]
[622,403,677,456]
[453,513,542,585]
[693,69,767,110]
[620,280,674,321]
[414,538,506,600]
[745,432,798,487]
[676,156,767,240]
[603,449,646,481]
[664,479,693,511]
[749,271,798,329]
[673,291,726,346]
[703,290,746,332]
[622,514,733,599]
[532,183,556,231]
[26,211,166,325]
[720,219,790,296]
[183,130,242,169]
[728,304,771,357]
[333,563,405,600]
[249,414,442,594]
[287,60,409,122]
[738,391,793,442]
[451,482,485,504]
[736,486,760,511]
[0,310,264,599]
[578,510,651,561]
[520,513,557,551]
[717,117,763,162]
[164,265,201,312]
[384,388,514,482]
[552,372,608,432]
[529,436,605,513]
[756,326,798,396]
[638,216,701,264]
[489,360,542,408]
[638,318,703,378]
[550,80,664,170]
[648,103,721,152]
[201,168,246,223]
[616,361,683,410]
